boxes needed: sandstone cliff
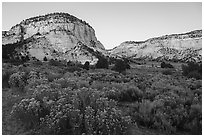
[109,30,202,62]
[2,12,106,64]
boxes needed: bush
[54,78,78,89]
[161,62,174,68]
[187,71,202,80]
[47,72,62,82]
[182,62,202,79]
[11,98,49,129]
[119,85,143,102]
[2,65,17,88]
[43,56,48,61]
[185,104,202,134]
[112,59,128,73]
[83,61,90,70]
[95,57,109,69]
[2,70,12,88]
[8,72,27,91]
[123,58,131,69]
[12,86,132,135]
[135,100,155,127]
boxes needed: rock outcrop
[2,12,106,64]
[109,30,202,62]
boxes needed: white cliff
[109,30,202,62]
[2,12,106,64]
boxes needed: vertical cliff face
[2,12,106,64]
[109,30,202,62]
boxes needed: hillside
[109,30,202,62]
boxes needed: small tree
[113,59,127,73]
[43,56,48,61]
[123,58,131,69]
[95,57,109,69]
[83,61,90,70]
[53,50,56,53]
[182,62,202,79]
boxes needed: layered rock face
[2,13,106,64]
[109,30,202,62]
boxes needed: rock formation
[109,30,202,62]
[2,12,106,64]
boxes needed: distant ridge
[109,30,202,62]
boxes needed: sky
[2,2,202,49]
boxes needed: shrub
[119,85,143,102]
[133,99,177,133]
[43,56,48,61]
[187,71,202,80]
[184,104,202,134]
[8,72,27,91]
[25,73,49,94]
[14,87,133,135]
[2,65,17,88]
[102,88,121,101]
[77,80,90,88]
[54,78,78,89]
[47,72,62,82]
[161,62,174,68]
[182,62,202,79]
[112,59,130,73]
[123,58,131,69]
[11,98,49,129]
[84,105,131,135]
[40,102,83,134]
[136,100,155,127]
[112,60,125,73]
[95,57,109,69]
[83,61,90,70]
[2,70,12,88]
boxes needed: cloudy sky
[2,2,202,49]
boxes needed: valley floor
[2,61,202,135]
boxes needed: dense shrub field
[2,61,202,135]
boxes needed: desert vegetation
[2,58,202,135]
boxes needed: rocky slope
[109,30,202,62]
[2,12,106,64]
